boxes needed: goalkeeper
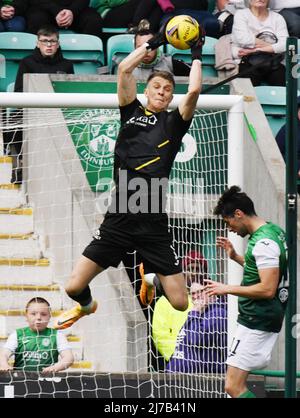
[54,24,205,330]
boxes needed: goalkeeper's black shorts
[82,213,182,276]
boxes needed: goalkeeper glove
[146,20,169,51]
[191,25,206,61]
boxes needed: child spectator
[0,297,74,373]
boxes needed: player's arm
[216,236,245,266]
[206,238,281,299]
[117,45,148,107]
[178,59,202,121]
[205,267,280,299]
[178,31,205,121]
[117,27,168,107]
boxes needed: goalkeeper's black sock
[238,390,256,398]
[69,286,92,307]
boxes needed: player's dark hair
[134,29,155,46]
[147,71,175,88]
[26,297,50,311]
[213,185,257,217]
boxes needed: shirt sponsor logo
[23,351,49,361]
[127,114,158,127]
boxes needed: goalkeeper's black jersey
[111,98,192,215]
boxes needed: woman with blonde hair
[231,0,289,86]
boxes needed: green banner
[54,81,229,195]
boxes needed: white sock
[144,273,155,287]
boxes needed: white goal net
[0,93,244,398]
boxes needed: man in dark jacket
[14,25,74,92]
[23,0,102,38]
[4,26,74,182]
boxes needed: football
[165,15,200,50]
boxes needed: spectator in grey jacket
[132,29,190,80]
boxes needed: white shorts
[226,324,279,371]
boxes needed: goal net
[0,92,244,398]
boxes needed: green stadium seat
[254,86,286,137]
[207,0,216,13]
[59,33,104,74]
[106,34,134,74]
[102,27,127,34]
[166,36,218,77]
[0,32,36,92]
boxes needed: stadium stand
[59,34,105,75]
[166,36,218,78]
[0,32,36,92]
[106,34,135,74]
[255,86,287,137]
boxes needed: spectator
[4,26,74,182]
[275,96,300,192]
[0,297,74,373]
[215,0,246,35]
[15,25,74,92]
[128,1,220,37]
[90,0,144,30]
[132,29,191,79]
[0,0,26,32]
[182,249,209,288]
[231,0,288,86]
[269,1,300,39]
[161,0,221,38]
[151,251,210,364]
[165,281,227,373]
[24,0,102,39]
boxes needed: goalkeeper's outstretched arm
[117,29,168,107]
[178,59,202,121]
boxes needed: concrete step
[0,284,62,310]
[0,261,53,286]
[69,361,93,370]
[0,236,43,259]
[0,157,13,184]
[0,207,33,235]
[0,184,26,209]
[0,309,63,335]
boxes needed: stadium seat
[59,33,104,74]
[166,36,218,77]
[207,0,216,13]
[106,34,134,74]
[0,32,36,92]
[102,27,127,34]
[255,86,287,137]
